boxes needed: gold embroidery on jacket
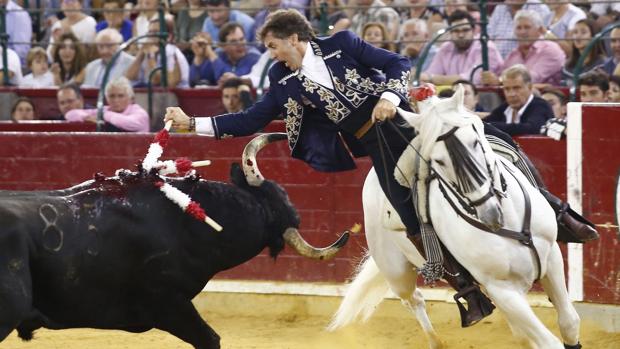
[301,77,350,123]
[283,98,302,149]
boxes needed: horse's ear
[396,107,421,127]
[452,83,465,108]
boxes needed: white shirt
[545,4,586,39]
[589,0,620,17]
[20,71,54,88]
[83,51,136,87]
[0,47,23,86]
[197,42,401,134]
[503,94,534,124]
[136,44,190,88]
[243,50,273,89]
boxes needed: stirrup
[453,285,496,327]
[556,204,599,243]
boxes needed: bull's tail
[326,254,389,331]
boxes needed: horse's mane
[415,96,484,160]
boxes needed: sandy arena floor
[3,292,619,349]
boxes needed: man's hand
[190,33,209,59]
[217,72,237,87]
[164,107,191,131]
[481,71,500,85]
[371,98,396,122]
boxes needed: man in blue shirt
[189,22,261,86]
[95,0,133,42]
[201,0,255,44]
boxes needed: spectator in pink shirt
[65,77,150,132]
[420,10,503,85]
[481,9,565,86]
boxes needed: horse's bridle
[432,125,542,281]
[377,119,542,281]
[433,125,503,217]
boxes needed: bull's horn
[242,133,288,187]
[283,227,350,260]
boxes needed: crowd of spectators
[0,0,619,134]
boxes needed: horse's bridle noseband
[434,125,501,216]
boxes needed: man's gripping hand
[372,98,397,123]
[164,107,191,132]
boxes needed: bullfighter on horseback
[164,9,598,327]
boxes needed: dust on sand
[4,292,619,348]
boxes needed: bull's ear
[230,162,250,188]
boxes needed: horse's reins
[376,119,542,281]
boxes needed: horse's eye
[436,159,445,166]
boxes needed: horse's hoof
[564,342,582,349]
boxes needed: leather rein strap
[432,155,543,281]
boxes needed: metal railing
[1,1,619,97]
[95,6,168,131]
[0,5,8,86]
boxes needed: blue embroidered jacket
[211,30,412,172]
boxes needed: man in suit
[165,9,496,327]
[485,64,597,244]
[485,64,553,136]
[165,9,598,326]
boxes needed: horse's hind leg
[540,243,581,348]
[485,284,564,349]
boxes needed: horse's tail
[326,254,389,331]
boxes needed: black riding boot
[408,232,495,327]
[518,150,599,243]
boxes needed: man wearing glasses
[189,22,260,86]
[83,29,135,87]
[420,10,503,85]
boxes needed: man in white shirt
[0,46,23,86]
[83,28,135,87]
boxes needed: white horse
[328,86,581,349]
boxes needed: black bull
[0,133,349,349]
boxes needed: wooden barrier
[0,106,617,305]
[0,121,97,132]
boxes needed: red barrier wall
[0,121,97,132]
[0,133,370,283]
[577,105,620,304]
[0,109,617,304]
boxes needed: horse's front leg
[484,283,564,349]
[540,243,581,348]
